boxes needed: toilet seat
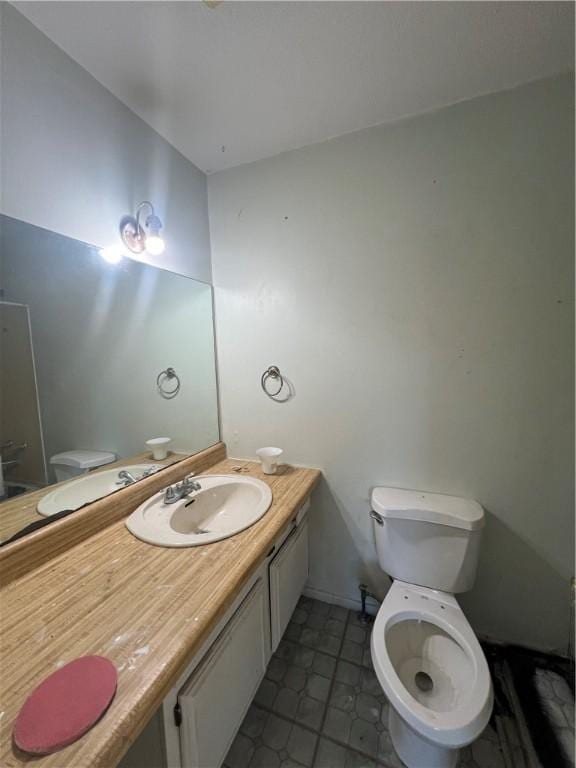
[371,580,493,749]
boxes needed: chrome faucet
[163,475,201,505]
[116,466,159,487]
[117,469,138,487]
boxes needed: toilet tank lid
[50,450,117,469]
[371,486,484,531]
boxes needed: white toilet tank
[371,486,484,593]
[50,450,116,483]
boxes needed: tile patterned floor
[533,668,575,766]
[224,597,506,768]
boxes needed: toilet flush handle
[370,509,383,526]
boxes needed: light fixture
[120,201,165,256]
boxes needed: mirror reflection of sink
[125,475,273,547]
[37,464,163,517]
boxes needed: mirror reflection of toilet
[369,486,493,768]
[50,450,117,483]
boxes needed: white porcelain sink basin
[37,464,163,517]
[125,474,273,547]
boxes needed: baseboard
[303,585,380,615]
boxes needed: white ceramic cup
[256,446,283,475]
[146,437,172,461]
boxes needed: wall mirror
[0,215,220,545]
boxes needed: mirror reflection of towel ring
[157,367,181,399]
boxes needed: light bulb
[99,244,124,264]
[145,235,165,256]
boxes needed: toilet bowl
[371,581,492,768]
[369,486,493,768]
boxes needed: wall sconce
[120,201,165,256]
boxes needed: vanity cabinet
[269,517,309,651]
[178,578,269,768]
[159,498,311,768]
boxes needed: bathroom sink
[125,474,273,547]
[37,464,163,517]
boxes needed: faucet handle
[184,475,201,493]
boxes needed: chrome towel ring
[261,365,294,402]
[157,367,181,399]
[261,365,284,398]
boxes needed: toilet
[50,450,117,483]
[369,486,493,768]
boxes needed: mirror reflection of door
[0,302,47,499]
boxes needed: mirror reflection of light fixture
[99,243,125,264]
[120,201,165,256]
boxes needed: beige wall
[209,75,574,653]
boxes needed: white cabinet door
[178,579,269,768]
[269,518,309,651]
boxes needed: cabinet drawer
[178,579,268,768]
[269,518,309,652]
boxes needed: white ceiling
[15,1,574,174]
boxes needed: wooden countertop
[0,458,320,768]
